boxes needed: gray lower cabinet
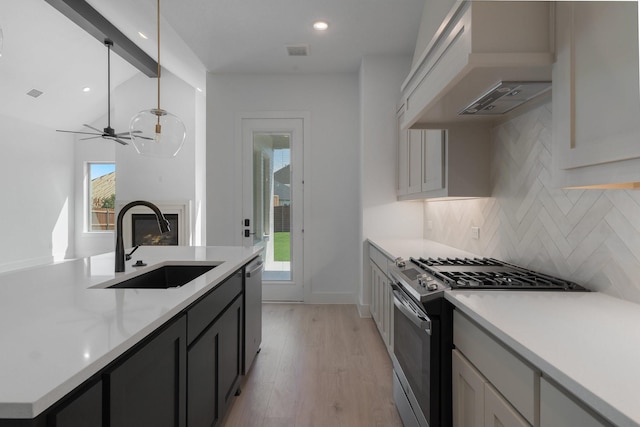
[107,316,187,427]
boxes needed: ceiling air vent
[286,44,309,57]
[26,89,44,98]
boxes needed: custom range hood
[401,1,554,128]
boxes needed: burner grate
[409,257,587,291]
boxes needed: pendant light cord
[106,40,112,129]
[156,0,161,124]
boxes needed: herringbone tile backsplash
[424,102,640,303]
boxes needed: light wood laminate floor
[222,304,403,427]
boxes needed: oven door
[391,283,435,427]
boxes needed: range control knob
[417,274,429,288]
[418,274,438,291]
[395,257,406,268]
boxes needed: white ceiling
[160,0,425,74]
[0,0,139,131]
[0,0,424,130]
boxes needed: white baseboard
[356,303,371,318]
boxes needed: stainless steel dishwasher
[244,256,263,373]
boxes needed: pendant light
[129,0,185,158]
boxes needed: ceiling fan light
[129,108,186,158]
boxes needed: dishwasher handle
[392,285,432,335]
[246,259,264,277]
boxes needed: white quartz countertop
[369,238,640,427]
[0,245,260,419]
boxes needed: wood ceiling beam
[44,0,158,77]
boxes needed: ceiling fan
[56,39,150,145]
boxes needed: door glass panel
[253,133,291,281]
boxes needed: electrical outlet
[471,226,480,240]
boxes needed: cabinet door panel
[52,381,102,427]
[484,383,529,427]
[108,316,186,427]
[408,130,423,193]
[218,298,243,413]
[555,2,640,170]
[397,110,409,196]
[187,322,220,427]
[422,130,445,192]
[369,262,378,319]
[452,349,485,427]
[188,297,243,427]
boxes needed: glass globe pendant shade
[129,108,186,158]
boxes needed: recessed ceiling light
[83,87,91,93]
[313,21,329,31]
[138,31,148,40]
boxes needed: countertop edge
[445,291,636,427]
[0,247,260,420]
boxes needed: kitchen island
[370,238,640,427]
[0,245,260,423]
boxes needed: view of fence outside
[91,208,115,231]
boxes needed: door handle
[246,260,264,277]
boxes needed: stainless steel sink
[108,264,218,289]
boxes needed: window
[88,163,116,231]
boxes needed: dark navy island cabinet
[0,268,246,427]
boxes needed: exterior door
[242,117,304,301]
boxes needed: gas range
[389,256,588,303]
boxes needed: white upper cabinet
[401,1,553,128]
[552,2,640,189]
[398,125,491,201]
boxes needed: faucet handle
[125,245,140,261]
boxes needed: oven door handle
[392,287,432,335]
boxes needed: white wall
[0,115,75,272]
[206,73,360,303]
[360,55,424,240]
[359,55,425,312]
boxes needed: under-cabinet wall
[423,102,640,304]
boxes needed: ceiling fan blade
[113,138,129,146]
[82,124,103,133]
[79,136,102,141]
[56,129,103,136]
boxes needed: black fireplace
[132,213,179,246]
